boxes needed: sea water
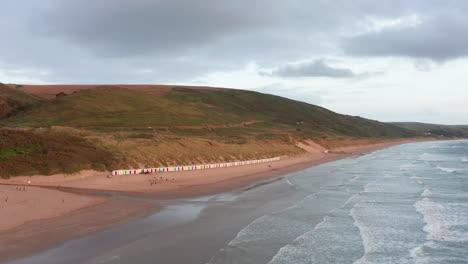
[209,140,468,264]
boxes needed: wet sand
[6,172,306,264]
[0,199,158,263]
[0,185,104,231]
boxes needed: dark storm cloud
[343,8,468,61]
[263,60,356,78]
[36,0,276,57]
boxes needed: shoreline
[0,199,159,263]
[0,137,435,262]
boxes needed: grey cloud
[30,0,424,61]
[343,10,468,61]
[1,0,468,85]
[263,60,356,78]
[35,0,276,57]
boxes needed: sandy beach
[0,137,433,262]
[0,185,104,231]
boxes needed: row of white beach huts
[111,157,280,176]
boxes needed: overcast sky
[1,0,467,124]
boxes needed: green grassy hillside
[390,122,468,138]
[0,85,421,177]
[0,129,119,178]
[4,86,414,138]
[3,87,206,127]
[166,87,415,138]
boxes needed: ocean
[208,140,468,264]
[7,140,468,264]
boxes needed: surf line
[111,157,280,176]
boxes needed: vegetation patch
[0,86,431,177]
[390,122,468,138]
[0,145,40,159]
[0,129,119,178]
[127,133,154,139]
[3,86,416,139]
[0,83,41,118]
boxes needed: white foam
[409,244,422,263]
[350,206,371,264]
[362,179,380,193]
[226,215,273,246]
[350,175,360,182]
[422,188,432,197]
[436,166,457,173]
[421,189,468,200]
[410,241,438,264]
[411,240,468,264]
[400,163,416,171]
[285,176,297,189]
[414,197,468,243]
[350,196,426,264]
[462,157,468,162]
[267,215,334,264]
[418,153,449,161]
[268,208,362,264]
[411,176,439,180]
[222,193,318,248]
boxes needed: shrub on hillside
[0,129,119,178]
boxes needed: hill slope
[0,83,41,118]
[0,129,118,178]
[4,86,414,138]
[166,87,415,138]
[0,84,420,177]
[390,122,468,138]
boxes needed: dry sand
[0,137,434,261]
